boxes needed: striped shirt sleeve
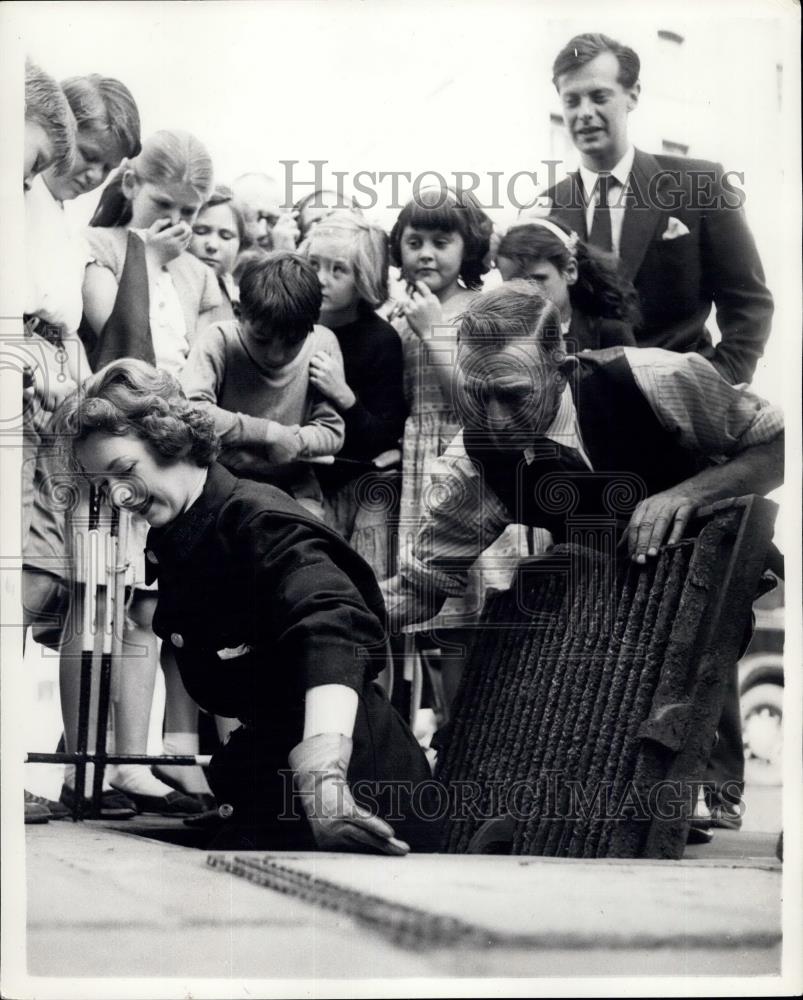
[624,348,783,457]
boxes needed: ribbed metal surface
[436,499,776,859]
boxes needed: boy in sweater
[181,252,344,518]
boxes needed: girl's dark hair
[55,358,219,470]
[238,251,322,346]
[497,221,641,324]
[389,187,492,290]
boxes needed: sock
[63,763,115,797]
[108,763,176,798]
[157,733,212,796]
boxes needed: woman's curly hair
[55,359,220,471]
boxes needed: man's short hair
[25,58,76,174]
[552,33,641,90]
[458,281,563,353]
[238,251,322,346]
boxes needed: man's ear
[121,169,139,202]
[627,81,641,112]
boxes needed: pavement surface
[23,816,782,980]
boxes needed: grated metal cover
[435,496,777,859]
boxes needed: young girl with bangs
[302,212,406,578]
[388,188,526,724]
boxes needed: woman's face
[189,202,242,277]
[497,255,575,321]
[75,432,203,528]
[399,225,464,297]
[124,176,203,230]
[45,128,125,201]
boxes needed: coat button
[171,633,184,648]
[146,550,158,564]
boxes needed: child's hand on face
[143,217,193,267]
[309,351,355,411]
[264,421,303,465]
[399,281,444,340]
[271,211,301,251]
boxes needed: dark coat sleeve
[341,323,406,459]
[698,164,774,385]
[235,509,388,693]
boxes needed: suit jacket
[544,149,773,384]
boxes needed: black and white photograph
[1,0,801,996]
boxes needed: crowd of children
[22,56,643,824]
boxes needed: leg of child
[156,644,213,797]
[215,715,240,743]
[106,590,176,799]
[58,583,112,797]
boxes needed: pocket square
[662,216,690,240]
[216,643,252,660]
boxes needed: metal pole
[90,502,118,816]
[74,483,101,821]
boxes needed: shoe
[686,826,714,845]
[59,783,137,819]
[24,790,50,824]
[122,789,204,817]
[151,766,215,809]
[25,790,70,820]
[707,798,743,830]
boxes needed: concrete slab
[24,821,781,980]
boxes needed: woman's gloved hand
[288,733,409,855]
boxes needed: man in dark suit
[542,32,773,386]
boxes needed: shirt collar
[146,462,236,567]
[578,144,635,195]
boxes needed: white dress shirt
[578,145,635,257]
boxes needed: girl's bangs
[402,196,467,235]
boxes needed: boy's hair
[55,358,219,472]
[302,212,389,308]
[90,129,214,227]
[61,74,141,159]
[388,187,492,290]
[238,251,322,345]
[497,222,641,324]
[458,280,563,353]
[552,33,641,89]
[25,58,76,174]
[202,184,246,243]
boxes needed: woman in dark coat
[57,358,439,852]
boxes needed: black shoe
[24,790,50,824]
[59,784,137,819]
[122,789,204,817]
[151,767,215,810]
[707,798,743,830]
[687,826,714,845]
[26,790,70,819]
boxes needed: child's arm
[81,263,119,337]
[399,281,456,402]
[181,326,304,466]
[297,332,346,458]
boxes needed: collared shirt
[401,348,783,598]
[578,145,635,257]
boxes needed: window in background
[662,139,689,157]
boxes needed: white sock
[158,732,212,796]
[63,763,115,797]
[108,763,175,798]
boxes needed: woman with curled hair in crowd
[56,358,442,853]
[496,218,639,350]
